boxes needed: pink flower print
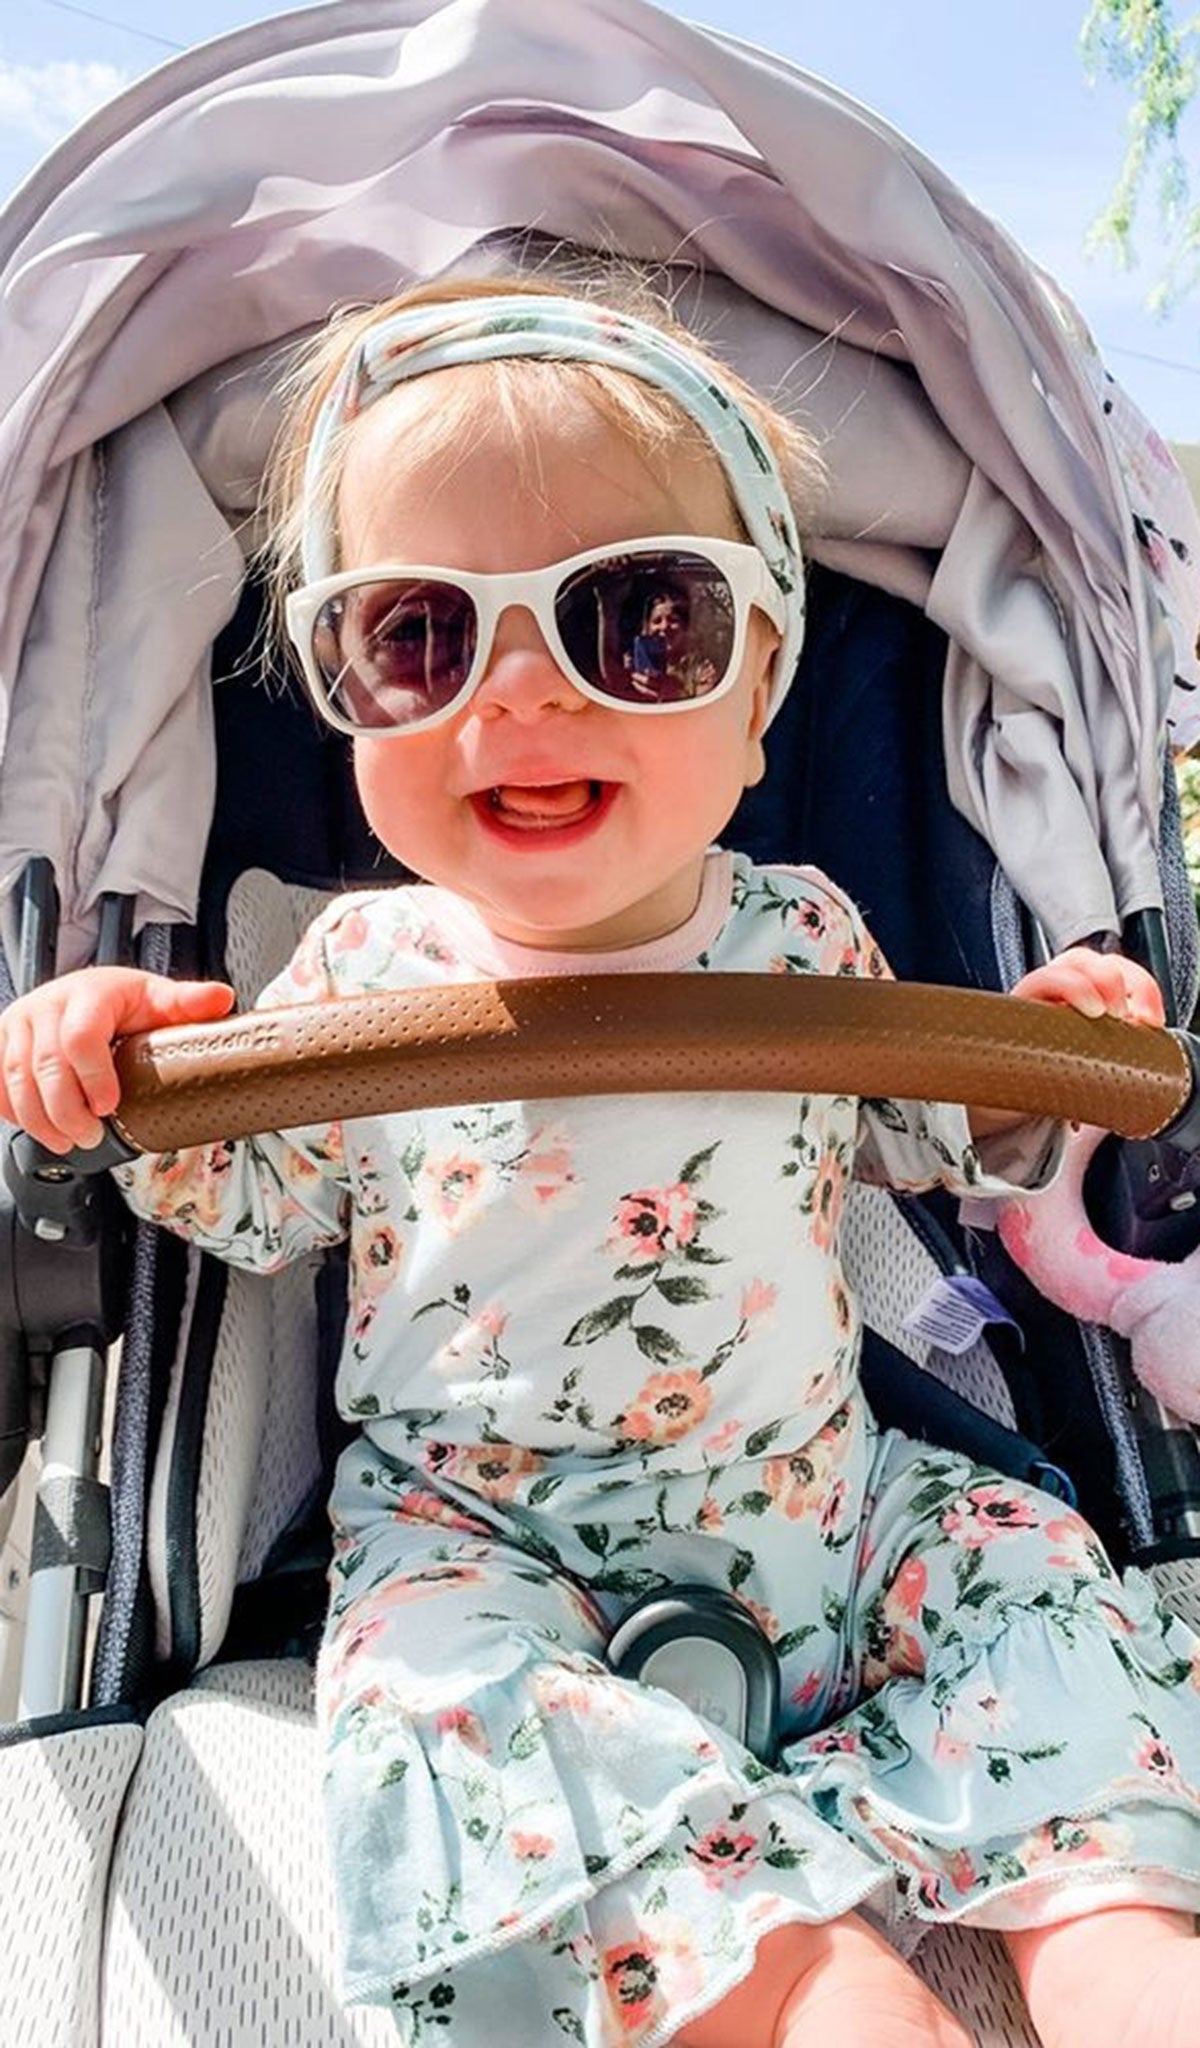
[351,1300,377,1346]
[917,1872,942,1910]
[762,1422,843,1521]
[283,938,322,989]
[607,1182,698,1265]
[329,908,369,953]
[932,1726,971,1765]
[793,898,827,943]
[940,1485,1041,1546]
[736,1594,781,1642]
[702,1417,742,1456]
[945,1848,976,1895]
[514,1124,579,1211]
[696,1493,724,1533]
[768,955,790,974]
[946,1678,1014,1741]
[435,1302,510,1379]
[809,1148,845,1251]
[510,1830,556,1860]
[1136,1731,1179,1782]
[352,1221,402,1300]
[886,1629,925,1679]
[830,1274,853,1339]
[1018,1817,1132,1868]
[887,1555,928,1622]
[819,1475,849,1538]
[807,1726,860,1755]
[740,1278,778,1328]
[687,1824,759,1888]
[621,1369,712,1444]
[412,924,456,966]
[640,1913,704,2015]
[421,1150,491,1232]
[428,1440,545,1501]
[790,1670,822,1711]
[1044,1512,1102,1573]
[435,1705,490,1756]
[324,1612,386,1683]
[369,1561,485,1607]
[601,1941,660,2033]
[392,1490,493,1537]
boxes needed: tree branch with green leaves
[1082,0,1200,308]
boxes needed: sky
[2,0,1199,441]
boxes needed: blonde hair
[260,264,824,623]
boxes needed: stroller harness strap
[102,975,1192,1154]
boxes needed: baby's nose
[473,604,586,720]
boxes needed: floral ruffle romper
[117,850,1200,2046]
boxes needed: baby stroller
[3,0,1200,2040]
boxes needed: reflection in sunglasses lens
[556,551,734,704]
[313,580,477,730]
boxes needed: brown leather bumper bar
[105,975,1193,1155]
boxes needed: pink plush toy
[998,1125,1200,1422]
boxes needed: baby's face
[336,372,781,950]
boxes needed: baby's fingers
[28,992,111,1151]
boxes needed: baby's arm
[969,947,1166,1139]
[0,965,235,1154]
[0,961,350,1274]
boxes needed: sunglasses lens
[311,579,478,731]
[555,549,736,706]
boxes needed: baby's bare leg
[676,1911,972,2048]
[1006,1905,1199,2048]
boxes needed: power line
[34,0,184,51]
[1101,340,1200,379]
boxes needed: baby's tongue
[494,780,594,822]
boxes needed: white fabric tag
[902,1274,1023,1356]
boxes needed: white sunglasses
[284,534,786,739]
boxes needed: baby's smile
[471,777,617,845]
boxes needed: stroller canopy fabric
[0,0,1197,966]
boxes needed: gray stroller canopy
[1,0,1198,968]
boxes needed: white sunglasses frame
[284,534,787,739]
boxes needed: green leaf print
[729,1491,772,1517]
[744,1419,784,1457]
[678,1143,719,1185]
[379,1757,408,1788]
[565,1296,637,1345]
[655,1273,714,1305]
[508,1714,544,1761]
[634,1324,686,1363]
[775,1624,818,1656]
[553,2013,587,2043]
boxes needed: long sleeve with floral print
[114,851,1061,1481]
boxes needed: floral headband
[299,293,806,724]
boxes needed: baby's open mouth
[485,780,604,828]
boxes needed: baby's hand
[1010,947,1165,1025]
[0,966,235,1154]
